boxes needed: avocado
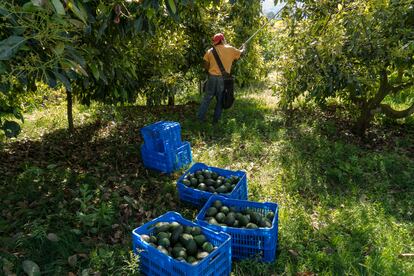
[182,179,191,186]
[266,211,275,221]
[250,212,262,224]
[157,245,169,255]
[235,212,244,221]
[224,213,235,226]
[197,175,205,183]
[179,233,194,247]
[197,183,207,191]
[207,217,219,225]
[211,172,218,180]
[246,223,258,229]
[216,185,228,194]
[157,232,170,241]
[176,256,186,261]
[191,226,202,236]
[187,256,197,264]
[233,220,239,227]
[150,235,158,244]
[213,200,223,209]
[194,234,207,246]
[169,222,181,230]
[207,186,216,193]
[172,247,187,258]
[203,171,212,179]
[170,225,184,244]
[206,207,218,217]
[185,239,198,256]
[184,226,193,234]
[154,222,170,233]
[220,206,230,215]
[215,180,223,188]
[190,178,198,186]
[158,237,170,248]
[202,242,214,253]
[140,234,150,243]
[195,170,203,177]
[206,179,215,186]
[197,251,209,260]
[215,212,226,223]
[238,215,249,226]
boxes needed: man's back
[204,44,242,76]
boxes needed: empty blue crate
[196,195,279,262]
[141,141,192,173]
[176,163,247,208]
[132,211,232,276]
[141,121,182,153]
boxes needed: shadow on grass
[0,97,412,275]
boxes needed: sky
[262,0,285,15]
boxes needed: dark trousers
[197,75,224,122]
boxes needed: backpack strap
[211,47,230,77]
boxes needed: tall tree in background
[278,0,414,136]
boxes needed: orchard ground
[0,81,413,275]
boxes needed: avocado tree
[278,0,414,135]
[0,0,269,135]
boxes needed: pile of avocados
[140,221,216,265]
[181,169,240,194]
[204,200,274,229]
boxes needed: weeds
[0,85,413,275]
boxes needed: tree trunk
[66,89,74,133]
[354,107,373,137]
[168,95,175,106]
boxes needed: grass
[0,83,413,275]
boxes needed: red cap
[212,33,225,45]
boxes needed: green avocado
[202,242,214,253]
[158,237,170,248]
[216,185,228,194]
[213,200,223,209]
[215,212,226,223]
[220,206,230,215]
[157,245,169,255]
[194,234,207,246]
[140,234,150,243]
[246,223,258,229]
[206,207,218,217]
[197,251,209,260]
[170,225,184,244]
[185,239,198,256]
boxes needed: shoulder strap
[211,47,230,77]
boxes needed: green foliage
[278,0,414,135]
[1,85,413,275]
[0,0,269,135]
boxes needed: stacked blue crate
[141,121,192,173]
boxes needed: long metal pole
[240,4,286,48]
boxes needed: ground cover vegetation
[0,0,413,275]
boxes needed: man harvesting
[198,33,245,124]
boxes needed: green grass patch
[0,85,413,275]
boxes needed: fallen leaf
[288,249,299,257]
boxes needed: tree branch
[380,102,414,119]
[391,81,414,94]
[368,69,390,109]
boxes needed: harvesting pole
[240,4,286,49]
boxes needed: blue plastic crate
[132,211,232,276]
[195,195,279,262]
[176,163,247,208]
[141,121,182,153]
[141,141,192,173]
